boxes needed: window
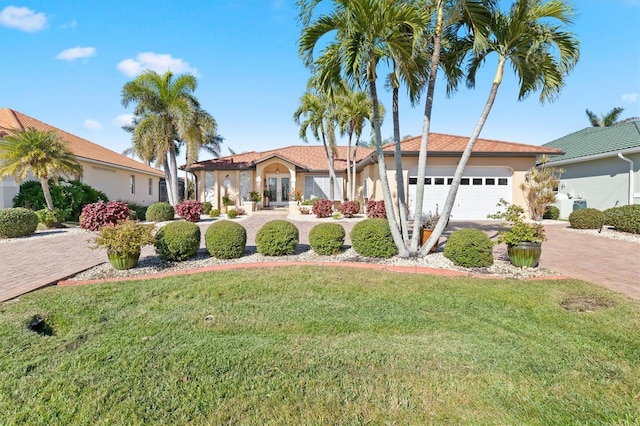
[130,175,135,194]
[447,178,453,185]
[148,178,153,196]
[472,178,483,185]
[425,178,431,185]
[461,178,470,185]
[485,178,495,185]
[409,177,431,185]
[304,175,344,201]
[498,178,508,186]
[434,178,445,185]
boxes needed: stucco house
[543,121,640,216]
[186,133,562,220]
[0,108,165,209]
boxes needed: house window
[473,178,483,185]
[461,178,470,185]
[485,178,495,185]
[304,175,344,201]
[447,178,453,185]
[498,178,508,186]
[130,175,135,194]
[434,178,445,185]
[148,178,153,196]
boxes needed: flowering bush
[312,199,333,218]
[337,201,360,218]
[176,200,203,222]
[366,200,386,219]
[291,188,303,202]
[80,201,130,231]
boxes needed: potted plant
[419,210,440,253]
[263,189,272,207]
[249,191,262,203]
[92,219,156,270]
[488,199,546,267]
[221,195,233,213]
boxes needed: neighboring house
[0,108,165,209]
[186,133,562,220]
[543,121,640,215]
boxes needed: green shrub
[36,209,67,228]
[227,209,238,219]
[256,220,299,256]
[13,179,107,222]
[155,221,201,261]
[543,205,560,220]
[209,209,220,218]
[202,202,213,215]
[309,223,345,255]
[443,228,494,268]
[569,208,606,230]
[124,201,148,221]
[0,208,39,238]
[146,202,175,222]
[350,218,397,258]
[604,205,640,234]
[205,220,247,259]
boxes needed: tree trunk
[392,84,409,241]
[368,55,409,257]
[168,144,180,206]
[346,130,353,200]
[40,178,55,211]
[420,57,505,255]
[351,141,359,204]
[411,0,444,253]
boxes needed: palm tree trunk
[40,178,55,211]
[346,130,353,200]
[411,0,444,253]
[368,60,409,257]
[351,138,359,204]
[420,57,505,255]
[168,144,180,206]
[392,84,409,241]
[163,155,175,206]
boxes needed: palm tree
[586,107,639,127]
[293,81,340,201]
[121,70,202,206]
[421,0,580,254]
[0,128,82,212]
[298,0,426,257]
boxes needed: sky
[1,0,639,166]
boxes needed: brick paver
[2,212,639,302]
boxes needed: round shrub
[80,201,130,231]
[176,200,202,222]
[227,209,238,219]
[443,228,494,268]
[312,199,334,218]
[256,220,299,256]
[36,208,67,228]
[205,220,247,259]
[569,208,606,230]
[350,218,397,258]
[155,221,201,261]
[0,208,38,238]
[146,202,175,222]
[337,201,360,218]
[604,205,640,234]
[309,223,345,255]
[209,209,220,218]
[202,202,213,215]
[543,205,560,220]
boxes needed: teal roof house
[543,121,640,215]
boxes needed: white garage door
[407,167,511,220]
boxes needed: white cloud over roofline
[83,119,102,130]
[0,5,47,32]
[622,93,638,103]
[116,52,198,77]
[56,46,96,61]
[112,114,134,127]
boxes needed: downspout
[618,153,634,205]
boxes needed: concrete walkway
[1,212,639,302]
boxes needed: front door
[266,175,290,206]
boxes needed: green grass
[1,267,639,424]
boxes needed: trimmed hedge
[543,205,560,220]
[350,218,397,258]
[205,220,247,259]
[155,221,201,261]
[0,208,39,238]
[443,228,494,268]
[202,202,213,215]
[569,208,606,230]
[256,220,299,256]
[146,202,175,222]
[604,204,640,234]
[309,223,345,255]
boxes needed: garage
[407,167,512,220]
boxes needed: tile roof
[187,145,376,172]
[542,121,640,163]
[389,133,564,155]
[0,108,164,176]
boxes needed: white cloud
[56,46,96,61]
[61,20,77,29]
[116,52,198,77]
[622,93,638,103]
[83,119,102,130]
[112,114,134,127]
[0,5,47,32]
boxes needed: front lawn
[1,267,638,424]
